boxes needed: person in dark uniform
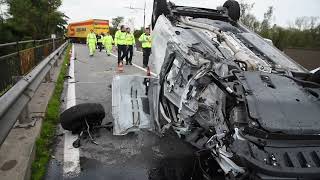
[125,27,135,65]
[97,33,104,52]
[115,25,128,65]
[138,27,152,68]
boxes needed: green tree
[109,16,124,36]
[111,16,124,28]
[1,0,67,41]
[0,0,15,43]
[239,1,320,50]
[260,6,273,38]
[239,2,260,32]
[134,27,144,49]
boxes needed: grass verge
[31,44,71,180]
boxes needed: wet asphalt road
[45,44,197,180]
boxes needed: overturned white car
[112,1,320,179]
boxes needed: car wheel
[60,103,105,133]
[223,0,241,22]
[151,0,170,29]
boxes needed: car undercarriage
[112,1,320,179]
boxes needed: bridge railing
[0,40,68,146]
[0,38,65,96]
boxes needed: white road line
[110,53,157,77]
[63,44,80,177]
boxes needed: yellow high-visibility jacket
[126,33,135,46]
[86,32,97,45]
[103,35,114,46]
[139,33,151,48]
[114,30,127,46]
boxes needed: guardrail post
[54,54,58,67]
[53,42,60,67]
[44,70,52,82]
[18,104,31,124]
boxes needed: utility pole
[124,0,146,28]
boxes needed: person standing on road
[103,32,114,56]
[125,27,135,65]
[139,27,152,68]
[86,29,97,56]
[115,25,127,65]
[97,33,104,52]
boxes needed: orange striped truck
[67,19,110,43]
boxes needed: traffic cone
[118,62,124,73]
[147,66,151,76]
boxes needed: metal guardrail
[0,41,68,146]
[0,38,65,96]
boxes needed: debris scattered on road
[64,75,72,79]
[72,138,81,148]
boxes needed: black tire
[223,0,241,22]
[60,103,105,133]
[151,0,170,29]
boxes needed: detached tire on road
[223,0,241,22]
[151,0,170,29]
[60,103,105,133]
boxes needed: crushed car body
[112,0,320,179]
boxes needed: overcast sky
[59,0,320,28]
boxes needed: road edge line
[30,44,70,180]
[63,44,80,177]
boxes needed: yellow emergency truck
[67,19,109,43]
